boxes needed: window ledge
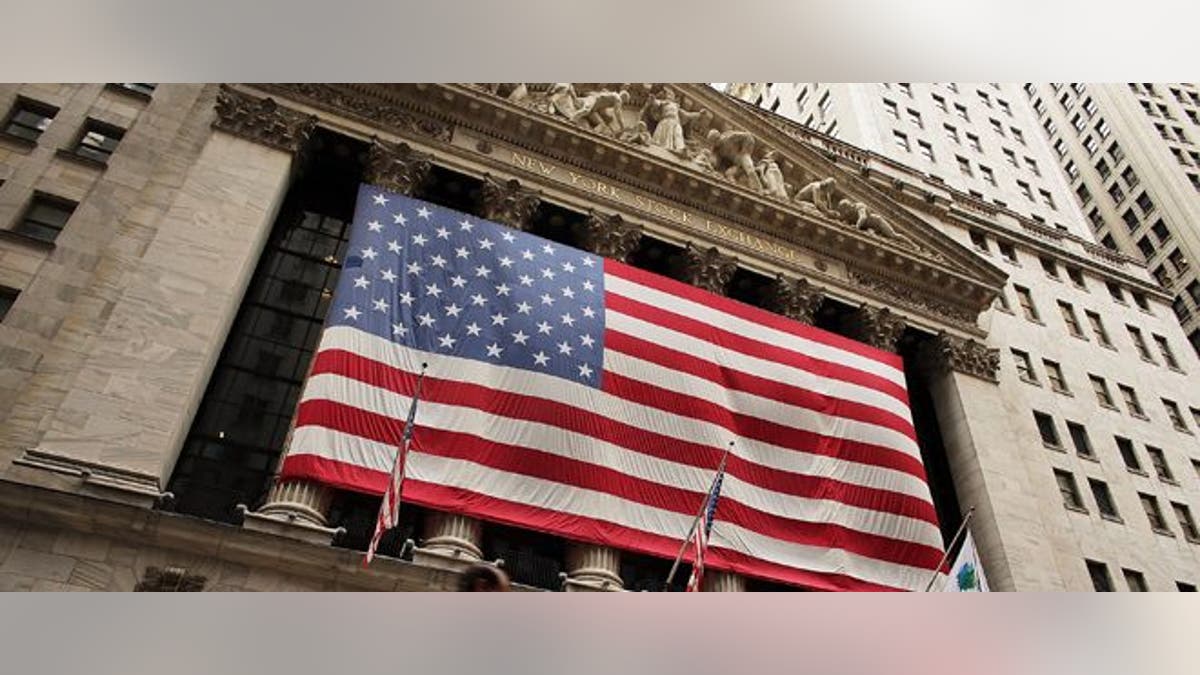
[1159,477,1179,486]
[1153,528,1176,538]
[0,130,36,151]
[1172,426,1193,435]
[54,148,108,170]
[1100,403,1120,412]
[1051,387,1074,397]
[1044,443,1066,453]
[1099,343,1118,351]
[1167,366,1185,375]
[1127,468,1149,477]
[1078,453,1100,463]
[1019,376,1042,387]
[0,228,56,251]
[1186,537,1200,546]
[1100,514,1124,524]
[1065,504,1090,515]
[1130,412,1150,421]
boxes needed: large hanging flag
[280,183,944,591]
[941,531,989,592]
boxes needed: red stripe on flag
[309,348,936,511]
[604,258,905,370]
[280,454,909,592]
[291,398,944,570]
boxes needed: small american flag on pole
[363,363,425,566]
[281,184,944,591]
[685,452,727,592]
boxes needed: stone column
[248,137,433,543]
[849,304,908,353]
[702,570,747,592]
[558,208,643,591]
[18,86,315,510]
[575,209,643,262]
[478,174,541,231]
[412,511,484,571]
[764,274,825,324]
[920,331,1000,384]
[563,543,624,592]
[678,243,738,295]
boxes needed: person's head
[457,564,511,592]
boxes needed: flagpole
[923,506,976,592]
[364,362,427,566]
[663,441,733,591]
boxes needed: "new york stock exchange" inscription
[509,150,805,265]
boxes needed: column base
[701,570,747,592]
[413,511,483,572]
[239,506,343,546]
[564,543,624,591]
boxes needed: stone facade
[1,83,1198,592]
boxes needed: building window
[1180,582,1198,592]
[2,98,58,143]
[954,103,969,120]
[1039,256,1059,279]
[0,287,17,323]
[1140,493,1171,534]
[1064,160,1079,180]
[1173,503,1200,541]
[1146,446,1175,482]
[1011,127,1025,144]
[978,90,992,107]
[956,155,972,176]
[1135,191,1154,215]
[998,99,1011,116]
[1012,349,1038,383]
[1153,334,1180,369]
[1058,301,1084,337]
[1063,423,1092,459]
[998,241,1018,263]
[1162,399,1188,431]
[1017,180,1033,201]
[893,130,910,152]
[994,290,1011,312]
[943,123,959,143]
[1039,189,1056,210]
[897,83,912,97]
[931,93,948,113]
[907,108,923,128]
[1086,560,1114,592]
[1118,384,1145,417]
[1085,310,1112,346]
[883,99,899,119]
[969,229,989,251]
[1125,210,1142,234]
[1152,220,1171,243]
[13,193,77,243]
[1066,266,1085,288]
[1055,469,1086,511]
[1116,436,1142,472]
[1076,184,1092,206]
[1127,326,1154,361]
[1105,281,1125,304]
[1014,285,1040,322]
[1053,139,1067,158]
[1082,135,1100,156]
[1033,411,1061,448]
[71,119,125,164]
[1070,113,1086,132]
[1044,359,1069,393]
[918,140,935,162]
[1002,148,1018,168]
[109,83,156,97]
[1089,479,1120,520]
[966,133,983,152]
[1108,182,1126,204]
[1123,569,1149,592]
[980,165,996,185]
[1090,375,1115,407]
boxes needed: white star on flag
[445,303,463,318]
[438,334,457,349]
[367,220,383,232]
[486,342,503,358]
[580,334,595,348]
[343,305,362,320]
[532,351,550,366]
[372,194,389,206]
[387,240,402,254]
[380,269,397,283]
[459,219,474,231]
[353,275,370,289]
[361,247,378,260]
[511,330,529,345]
[398,292,414,306]
[407,262,424,276]
[416,206,432,219]
[450,275,468,288]
[372,298,390,312]
[412,233,429,246]
[417,313,436,327]
[491,312,508,326]
[466,323,482,336]
[392,212,407,225]
[577,363,593,378]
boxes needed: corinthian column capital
[576,209,643,262]
[679,243,738,295]
[213,86,317,154]
[365,138,434,196]
[851,304,907,353]
[764,274,825,324]
[922,331,1000,383]
[478,174,542,231]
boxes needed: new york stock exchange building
[1,83,1198,592]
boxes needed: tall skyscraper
[727,83,1090,238]
[1021,83,1200,356]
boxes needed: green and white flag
[941,530,988,592]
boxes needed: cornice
[213,86,316,154]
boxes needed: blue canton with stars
[328,184,605,386]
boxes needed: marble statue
[706,129,763,191]
[794,177,839,217]
[619,120,652,146]
[573,89,630,135]
[547,83,581,119]
[837,198,906,242]
[646,89,689,154]
[757,150,789,200]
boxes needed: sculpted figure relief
[756,150,789,200]
[793,177,840,217]
[573,89,630,135]
[547,83,582,119]
[706,128,763,191]
[836,198,911,245]
[618,120,653,146]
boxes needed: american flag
[685,454,726,592]
[280,184,944,591]
[363,365,424,567]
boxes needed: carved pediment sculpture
[835,198,914,248]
